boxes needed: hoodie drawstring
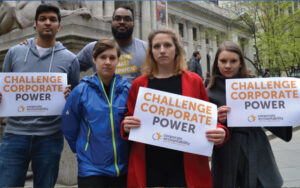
[23,45,30,64]
[48,46,55,72]
[23,42,55,73]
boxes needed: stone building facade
[0,1,253,74]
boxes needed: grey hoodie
[2,37,80,136]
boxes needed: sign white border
[226,77,300,127]
[0,72,67,117]
[129,87,217,156]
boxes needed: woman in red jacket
[122,28,229,187]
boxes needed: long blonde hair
[141,28,187,77]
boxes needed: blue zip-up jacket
[62,73,130,177]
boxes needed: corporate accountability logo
[17,105,49,113]
[248,115,256,122]
[257,114,283,122]
[152,132,162,140]
[248,114,283,122]
[152,132,190,146]
[18,105,25,112]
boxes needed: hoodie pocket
[84,118,91,151]
[84,118,113,166]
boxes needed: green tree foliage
[237,1,300,76]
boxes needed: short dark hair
[35,3,61,23]
[93,39,121,59]
[193,51,200,57]
[113,6,134,21]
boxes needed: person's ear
[57,23,62,32]
[117,57,120,64]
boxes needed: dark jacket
[206,75,292,188]
[189,56,203,79]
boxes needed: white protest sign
[226,77,300,127]
[129,87,217,157]
[0,72,67,117]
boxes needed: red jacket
[121,71,229,187]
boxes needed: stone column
[57,139,77,185]
[168,15,174,29]
[151,1,157,29]
[212,34,217,62]
[183,20,188,42]
[134,2,141,39]
[141,1,152,40]
[231,32,239,43]
[199,26,208,73]
[172,16,180,35]
[104,1,115,17]
[248,38,254,62]
[246,38,255,71]
[186,21,194,59]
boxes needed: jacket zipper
[84,118,91,151]
[99,76,120,177]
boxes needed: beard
[111,26,133,41]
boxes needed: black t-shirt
[104,84,110,98]
[146,75,186,187]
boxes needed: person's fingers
[218,107,229,123]
[123,122,141,133]
[218,106,231,112]
[124,116,142,133]
[63,89,70,94]
[125,116,140,121]
[206,128,225,145]
[124,116,141,124]
[19,40,28,45]
[207,137,224,145]
[218,113,227,118]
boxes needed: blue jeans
[0,131,63,188]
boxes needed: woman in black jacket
[207,41,292,188]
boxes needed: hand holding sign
[0,72,67,117]
[63,85,71,100]
[226,77,300,127]
[217,106,231,124]
[206,127,226,146]
[123,116,141,133]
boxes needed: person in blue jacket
[62,38,130,187]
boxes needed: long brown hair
[208,41,249,88]
[141,28,187,77]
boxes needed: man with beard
[78,6,147,83]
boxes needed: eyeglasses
[113,16,133,22]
